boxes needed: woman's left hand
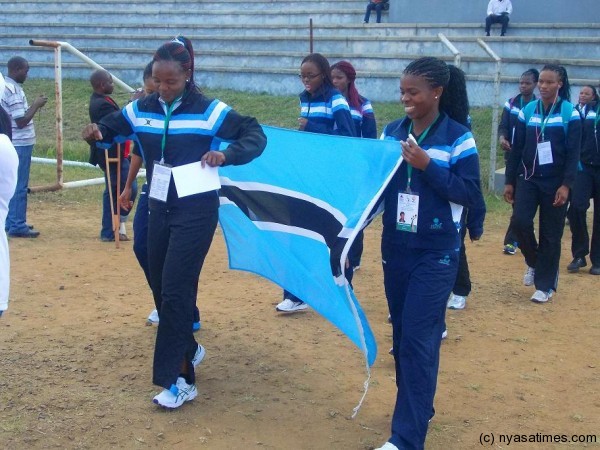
[401,139,430,171]
[201,151,226,167]
[553,184,569,207]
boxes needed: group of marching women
[502,66,598,304]
[79,33,597,450]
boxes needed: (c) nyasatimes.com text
[479,432,597,446]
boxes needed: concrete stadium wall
[389,0,599,24]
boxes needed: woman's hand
[201,151,226,167]
[499,136,511,151]
[400,139,430,171]
[298,117,308,131]
[81,123,103,143]
[553,185,569,207]
[503,185,514,204]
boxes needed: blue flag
[218,126,402,367]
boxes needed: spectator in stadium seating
[485,0,512,37]
[363,0,388,24]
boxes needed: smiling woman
[81,36,267,410]
[375,57,483,450]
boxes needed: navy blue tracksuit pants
[134,184,200,324]
[568,165,600,266]
[148,202,218,389]
[382,240,458,450]
[511,176,567,292]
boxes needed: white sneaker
[192,344,206,367]
[353,265,361,271]
[523,266,535,286]
[442,329,448,339]
[375,442,400,450]
[152,377,197,409]
[531,289,553,303]
[447,294,466,310]
[276,298,308,312]
[147,309,159,324]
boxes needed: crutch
[104,143,121,249]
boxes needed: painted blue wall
[390,0,599,24]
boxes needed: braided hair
[301,53,334,88]
[331,60,362,112]
[153,36,196,90]
[403,57,470,127]
[522,68,539,83]
[541,64,571,102]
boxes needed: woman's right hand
[298,117,308,131]
[499,136,511,151]
[81,123,103,143]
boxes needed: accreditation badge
[149,161,172,203]
[537,141,553,165]
[396,192,419,233]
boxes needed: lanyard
[160,95,182,162]
[538,98,559,140]
[595,103,600,128]
[405,114,438,191]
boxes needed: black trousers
[148,202,218,389]
[453,211,471,297]
[511,176,567,292]
[568,165,600,266]
[485,14,509,35]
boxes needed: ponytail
[153,35,198,91]
[404,57,470,127]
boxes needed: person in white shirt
[0,72,20,316]
[1,56,47,238]
[485,0,513,36]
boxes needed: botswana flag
[218,126,402,367]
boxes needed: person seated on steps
[485,0,512,36]
[363,0,389,24]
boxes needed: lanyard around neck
[160,95,183,162]
[405,114,439,191]
[538,98,559,139]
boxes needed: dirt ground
[0,194,598,450]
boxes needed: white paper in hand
[172,161,221,198]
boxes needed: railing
[476,38,502,191]
[27,39,134,192]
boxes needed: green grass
[23,78,505,212]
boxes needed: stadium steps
[0,0,597,105]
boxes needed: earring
[434,96,439,99]
[186,79,189,82]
